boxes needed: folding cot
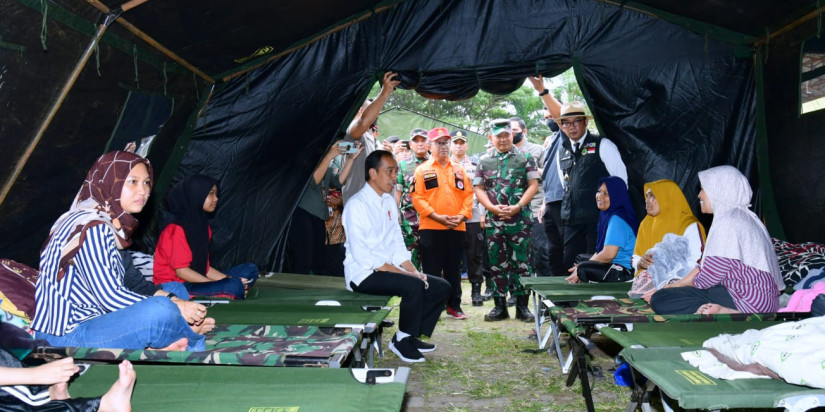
[204,302,392,367]
[620,347,825,411]
[529,294,808,412]
[67,362,410,412]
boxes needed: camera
[338,141,357,154]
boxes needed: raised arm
[348,72,400,138]
[528,75,562,119]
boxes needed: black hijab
[162,174,218,275]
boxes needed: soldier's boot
[507,294,517,307]
[471,283,483,307]
[515,295,535,323]
[484,297,510,322]
[481,281,493,301]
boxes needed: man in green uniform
[473,119,540,322]
[396,128,430,269]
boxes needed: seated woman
[32,151,211,351]
[153,174,259,299]
[566,176,638,283]
[634,179,706,279]
[649,166,784,314]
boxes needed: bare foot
[149,337,188,351]
[191,317,215,335]
[696,303,741,315]
[99,360,136,412]
[49,382,70,400]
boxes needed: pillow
[0,259,38,322]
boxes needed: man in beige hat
[532,87,627,271]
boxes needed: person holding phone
[288,140,363,274]
[340,71,401,204]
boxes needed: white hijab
[698,166,783,290]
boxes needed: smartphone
[338,141,357,154]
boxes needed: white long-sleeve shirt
[342,184,411,290]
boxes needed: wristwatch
[538,88,550,96]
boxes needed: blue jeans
[160,282,190,300]
[35,297,206,351]
[185,263,259,300]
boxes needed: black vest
[559,132,609,225]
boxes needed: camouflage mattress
[550,298,809,337]
[35,324,358,367]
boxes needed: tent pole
[755,7,824,46]
[0,2,147,207]
[84,0,214,84]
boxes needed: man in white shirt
[342,150,450,363]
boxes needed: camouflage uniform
[397,155,428,269]
[473,146,541,298]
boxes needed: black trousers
[351,271,450,337]
[575,260,633,283]
[529,217,551,276]
[562,221,598,271]
[287,207,326,275]
[463,222,484,285]
[542,201,566,276]
[649,285,737,315]
[419,229,465,309]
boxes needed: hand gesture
[566,265,581,284]
[175,300,208,325]
[34,357,79,385]
[528,75,545,92]
[348,143,365,159]
[639,252,655,270]
[382,71,401,91]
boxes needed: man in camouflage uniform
[396,128,430,269]
[473,119,540,322]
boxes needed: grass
[374,282,633,411]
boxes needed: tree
[368,68,587,144]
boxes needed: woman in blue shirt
[566,176,638,283]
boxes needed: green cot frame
[621,347,825,411]
[68,363,410,412]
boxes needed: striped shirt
[693,255,779,313]
[32,219,145,336]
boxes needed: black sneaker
[413,337,436,353]
[389,335,425,363]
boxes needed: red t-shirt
[153,224,211,284]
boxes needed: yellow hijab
[634,180,706,268]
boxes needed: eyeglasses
[433,141,450,146]
[560,118,584,128]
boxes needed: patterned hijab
[43,151,153,281]
[595,176,638,252]
[698,166,783,290]
[634,179,706,260]
[161,174,218,276]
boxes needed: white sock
[395,331,410,341]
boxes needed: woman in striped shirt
[650,166,783,314]
[31,152,212,351]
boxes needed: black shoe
[471,283,483,307]
[413,337,436,353]
[507,295,517,307]
[389,335,425,363]
[515,295,535,323]
[484,297,510,322]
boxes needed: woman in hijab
[566,176,638,283]
[650,166,783,314]
[153,174,258,300]
[31,151,210,351]
[633,179,706,275]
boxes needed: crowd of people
[3,72,784,408]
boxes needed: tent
[377,107,489,156]
[1,0,824,272]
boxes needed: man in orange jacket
[412,127,474,319]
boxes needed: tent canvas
[377,107,489,155]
